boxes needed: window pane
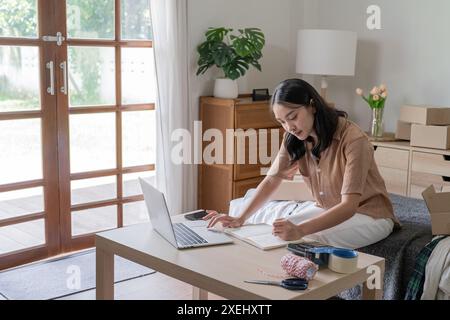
[0,219,45,255]
[66,0,114,39]
[71,176,116,205]
[121,0,152,40]
[71,205,117,236]
[0,46,40,112]
[70,113,116,173]
[123,172,155,197]
[68,46,115,107]
[123,201,149,226]
[0,187,44,220]
[0,0,38,38]
[0,119,42,184]
[122,110,156,167]
[121,48,156,104]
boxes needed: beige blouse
[267,117,400,225]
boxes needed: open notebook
[222,223,305,250]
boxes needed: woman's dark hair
[271,78,347,161]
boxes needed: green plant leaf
[233,37,256,57]
[243,55,262,71]
[212,42,234,67]
[205,27,231,42]
[223,58,249,80]
[242,28,265,51]
[196,63,213,76]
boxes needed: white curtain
[151,0,195,215]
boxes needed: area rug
[0,249,155,300]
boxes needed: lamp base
[319,76,335,108]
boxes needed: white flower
[356,88,363,96]
[381,91,388,99]
[370,86,381,95]
[379,84,387,92]
[373,94,380,101]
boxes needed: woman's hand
[203,210,244,228]
[272,218,304,241]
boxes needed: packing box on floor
[399,105,450,125]
[410,124,450,149]
[395,120,412,140]
[422,185,450,235]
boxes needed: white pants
[229,190,394,249]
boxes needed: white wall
[302,0,450,132]
[187,0,305,114]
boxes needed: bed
[338,193,432,300]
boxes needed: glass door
[56,0,156,252]
[0,0,156,268]
[0,0,60,269]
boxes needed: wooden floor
[0,178,153,255]
[57,272,225,300]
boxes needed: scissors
[244,278,308,290]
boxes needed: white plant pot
[213,78,238,99]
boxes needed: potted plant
[196,27,265,99]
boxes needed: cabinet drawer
[374,147,409,169]
[232,176,264,200]
[235,104,279,129]
[410,171,450,199]
[378,167,408,196]
[234,128,284,180]
[411,152,450,177]
[198,165,232,213]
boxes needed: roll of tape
[327,249,358,274]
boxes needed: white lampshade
[296,29,357,76]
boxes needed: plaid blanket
[404,236,448,300]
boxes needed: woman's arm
[238,175,285,221]
[273,193,361,240]
[206,174,285,228]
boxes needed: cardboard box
[395,120,411,140]
[422,185,450,235]
[410,124,450,149]
[399,105,450,125]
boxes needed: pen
[288,203,299,216]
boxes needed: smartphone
[185,210,208,221]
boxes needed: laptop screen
[139,178,178,247]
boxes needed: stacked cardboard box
[422,185,450,235]
[398,105,450,149]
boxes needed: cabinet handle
[60,61,68,95]
[46,61,55,95]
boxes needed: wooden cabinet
[198,96,282,213]
[372,141,450,199]
[374,146,409,196]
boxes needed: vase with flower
[356,84,388,138]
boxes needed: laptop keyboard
[173,223,208,247]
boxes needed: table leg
[192,286,208,300]
[362,261,385,300]
[96,247,114,300]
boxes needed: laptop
[139,178,233,249]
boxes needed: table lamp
[296,29,357,105]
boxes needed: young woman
[205,78,399,249]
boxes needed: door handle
[46,61,55,95]
[60,61,68,95]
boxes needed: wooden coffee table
[96,215,385,300]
